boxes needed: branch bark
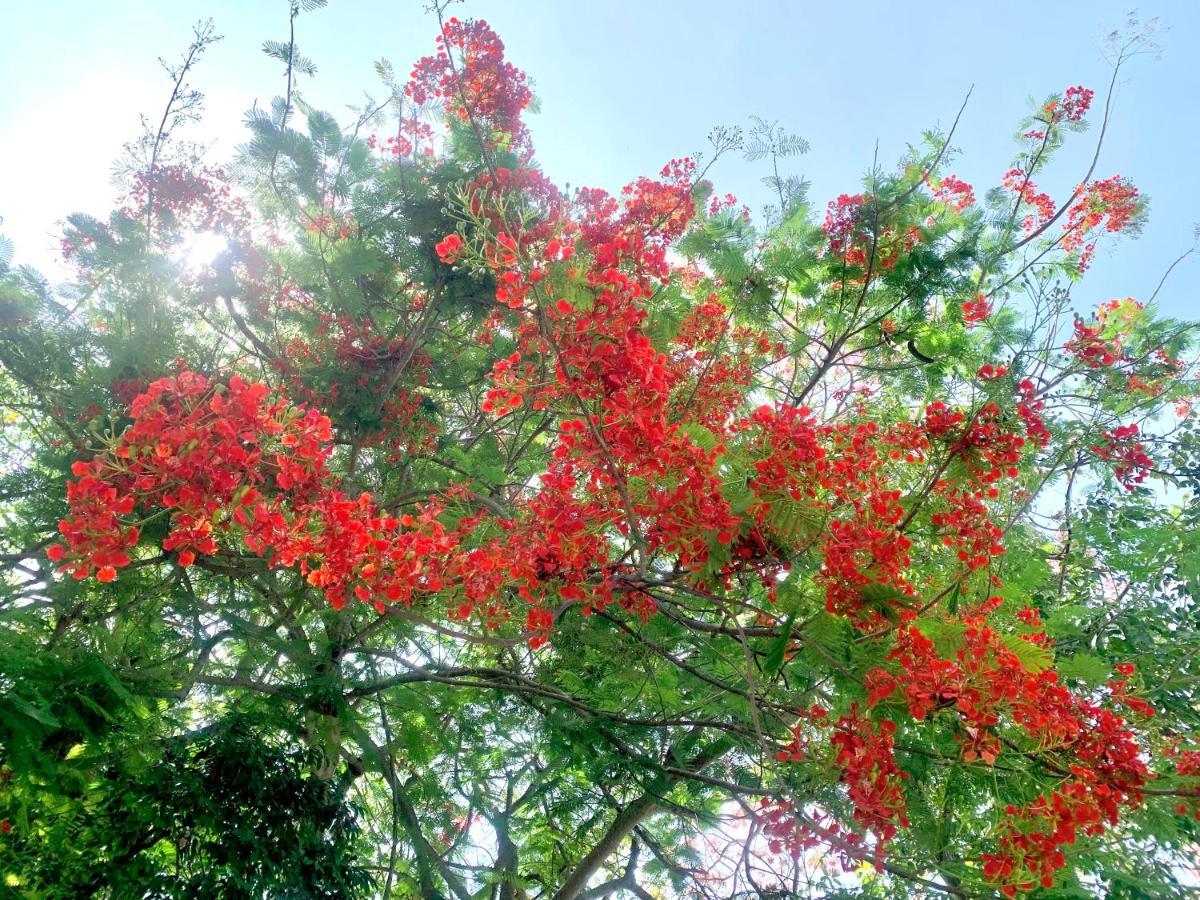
[553,735,732,900]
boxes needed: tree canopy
[1,4,1199,898]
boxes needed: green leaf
[1056,653,1112,685]
[679,422,719,450]
[9,694,61,727]
[915,618,966,656]
[1000,634,1053,673]
[1045,604,1089,639]
[764,608,798,676]
[859,583,914,623]
[307,109,342,156]
[764,498,821,548]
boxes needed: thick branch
[553,736,732,900]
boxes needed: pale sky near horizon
[1,1,1197,320]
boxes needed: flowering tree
[2,5,1199,897]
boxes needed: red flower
[1092,424,1153,489]
[435,233,464,263]
[929,174,975,212]
[1061,85,1095,122]
[962,295,992,326]
[405,18,533,152]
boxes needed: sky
[1,0,1197,320]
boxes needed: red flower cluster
[406,17,533,153]
[367,118,435,158]
[124,164,249,236]
[985,748,1147,896]
[822,193,866,260]
[929,174,976,212]
[830,711,910,845]
[1064,298,1158,377]
[1062,176,1140,271]
[47,460,137,582]
[1176,749,1200,778]
[924,401,965,439]
[442,140,767,585]
[958,402,1025,482]
[1026,85,1093,152]
[49,372,332,582]
[435,232,464,263]
[1060,85,1095,122]
[1016,379,1051,447]
[731,393,1034,626]
[1065,320,1121,368]
[931,487,1006,570]
[1002,168,1056,234]
[820,191,923,271]
[864,611,1152,894]
[1092,423,1154,489]
[48,371,632,643]
[961,294,992,326]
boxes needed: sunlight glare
[176,231,228,273]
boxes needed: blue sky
[2,1,1196,318]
